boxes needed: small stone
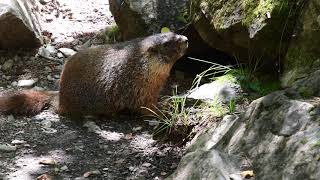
[7,115,15,121]
[11,140,26,145]
[41,120,52,128]
[17,79,37,87]
[38,45,57,59]
[160,172,167,176]
[83,121,101,132]
[11,81,17,86]
[39,0,50,5]
[83,170,101,178]
[0,144,17,152]
[58,48,76,57]
[2,59,14,71]
[60,165,69,171]
[57,52,64,58]
[132,126,142,131]
[39,159,57,166]
[47,75,54,81]
[102,168,109,171]
[142,162,152,167]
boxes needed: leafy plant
[208,97,228,117]
[142,86,189,136]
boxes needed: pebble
[0,144,17,152]
[142,162,152,167]
[58,48,77,57]
[2,59,14,71]
[41,120,52,128]
[132,126,142,131]
[11,81,17,86]
[60,165,69,171]
[17,79,37,87]
[47,75,54,81]
[83,170,101,178]
[11,140,26,145]
[57,52,64,58]
[83,121,101,132]
[39,159,57,166]
[7,115,15,121]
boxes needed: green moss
[242,0,288,26]
[298,87,314,98]
[301,137,308,144]
[313,141,320,149]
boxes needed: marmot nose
[180,35,188,43]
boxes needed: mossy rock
[281,0,320,87]
[191,0,304,66]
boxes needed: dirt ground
[0,0,185,179]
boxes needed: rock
[192,0,305,64]
[7,115,15,121]
[0,144,17,152]
[60,165,69,171]
[38,45,57,59]
[47,75,54,81]
[172,70,320,180]
[83,121,101,132]
[0,0,42,49]
[109,0,188,39]
[39,0,50,5]
[2,59,14,71]
[281,0,320,87]
[187,74,240,103]
[57,52,64,59]
[132,126,142,131]
[58,48,77,57]
[11,140,26,145]
[168,149,241,180]
[11,81,17,86]
[17,79,37,87]
[39,159,57,166]
[83,170,101,178]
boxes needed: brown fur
[0,90,52,116]
[0,33,188,118]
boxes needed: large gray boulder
[170,70,320,179]
[0,0,42,49]
[109,0,305,66]
[109,0,188,40]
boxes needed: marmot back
[58,32,188,117]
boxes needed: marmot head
[141,32,188,65]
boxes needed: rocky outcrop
[281,0,320,87]
[169,70,320,179]
[0,0,42,49]
[109,0,188,39]
[109,0,305,66]
[191,0,304,64]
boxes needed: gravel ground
[0,1,185,179]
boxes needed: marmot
[0,32,188,118]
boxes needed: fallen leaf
[240,170,254,178]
